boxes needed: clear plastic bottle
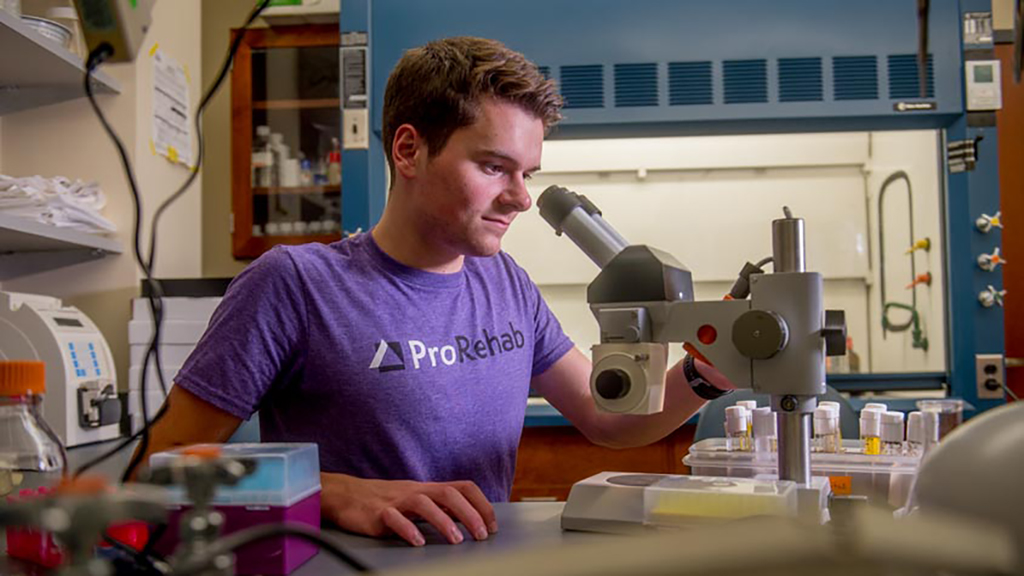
[752,406,777,460]
[880,411,905,455]
[252,125,274,188]
[859,406,884,456]
[724,406,751,452]
[0,362,66,497]
[327,138,342,186]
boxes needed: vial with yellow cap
[0,361,66,496]
[724,406,751,452]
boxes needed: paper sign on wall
[151,47,193,167]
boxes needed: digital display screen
[54,317,83,327]
[974,65,994,83]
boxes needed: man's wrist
[682,354,733,400]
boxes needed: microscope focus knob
[732,310,788,359]
[822,309,848,356]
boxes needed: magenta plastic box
[149,443,321,575]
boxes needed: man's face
[409,98,544,258]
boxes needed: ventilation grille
[888,54,934,99]
[723,59,768,104]
[614,63,658,107]
[560,65,604,109]
[832,56,879,100]
[668,61,713,105]
[778,58,823,102]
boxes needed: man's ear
[391,124,423,181]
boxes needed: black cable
[74,0,273,481]
[878,171,916,339]
[79,45,168,482]
[190,523,371,574]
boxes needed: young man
[134,37,731,547]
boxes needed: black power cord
[74,0,274,482]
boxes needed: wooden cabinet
[231,24,343,259]
[511,425,696,501]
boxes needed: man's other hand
[320,473,498,546]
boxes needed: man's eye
[484,164,504,175]
[524,172,534,181]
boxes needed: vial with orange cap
[0,361,67,497]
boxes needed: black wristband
[682,354,733,400]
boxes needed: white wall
[505,131,943,374]
[865,131,946,373]
[1,0,203,386]
[134,0,204,278]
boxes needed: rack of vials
[684,402,942,509]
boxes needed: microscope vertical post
[772,211,813,487]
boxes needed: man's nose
[503,174,532,212]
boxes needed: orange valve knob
[905,272,933,289]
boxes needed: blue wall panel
[340,0,1006,411]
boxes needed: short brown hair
[382,36,563,180]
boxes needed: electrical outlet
[975,354,1005,399]
[343,109,369,150]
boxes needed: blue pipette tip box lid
[150,443,320,506]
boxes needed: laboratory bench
[297,502,603,575]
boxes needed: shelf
[252,185,341,196]
[0,212,122,280]
[253,98,340,110]
[0,10,120,116]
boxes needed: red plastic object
[101,522,150,552]
[5,487,65,569]
[697,324,718,345]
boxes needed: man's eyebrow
[478,149,542,173]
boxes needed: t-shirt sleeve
[173,247,307,419]
[515,268,574,377]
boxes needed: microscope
[537,186,847,531]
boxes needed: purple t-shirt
[174,233,573,501]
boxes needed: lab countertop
[297,502,609,575]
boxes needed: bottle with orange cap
[0,361,66,497]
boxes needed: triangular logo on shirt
[368,339,405,372]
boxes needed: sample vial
[818,401,843,451]
[813,406,841,453]
[859,407,883,455]
[724,406,751,452]
[752,406,777,459]
[880,411,905,455]
[906,411,924,457]
[736,400,758,436]
[863,402,888,413]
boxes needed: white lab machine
[0,291,121,446]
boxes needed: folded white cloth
[0,175,116,235]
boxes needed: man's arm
[531,347,733,449]
[125,386,243,481]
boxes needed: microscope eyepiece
[594,368,632,400]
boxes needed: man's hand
[693,357,737,392]
[320,472,498,547]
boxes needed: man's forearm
[584,360,711,449]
